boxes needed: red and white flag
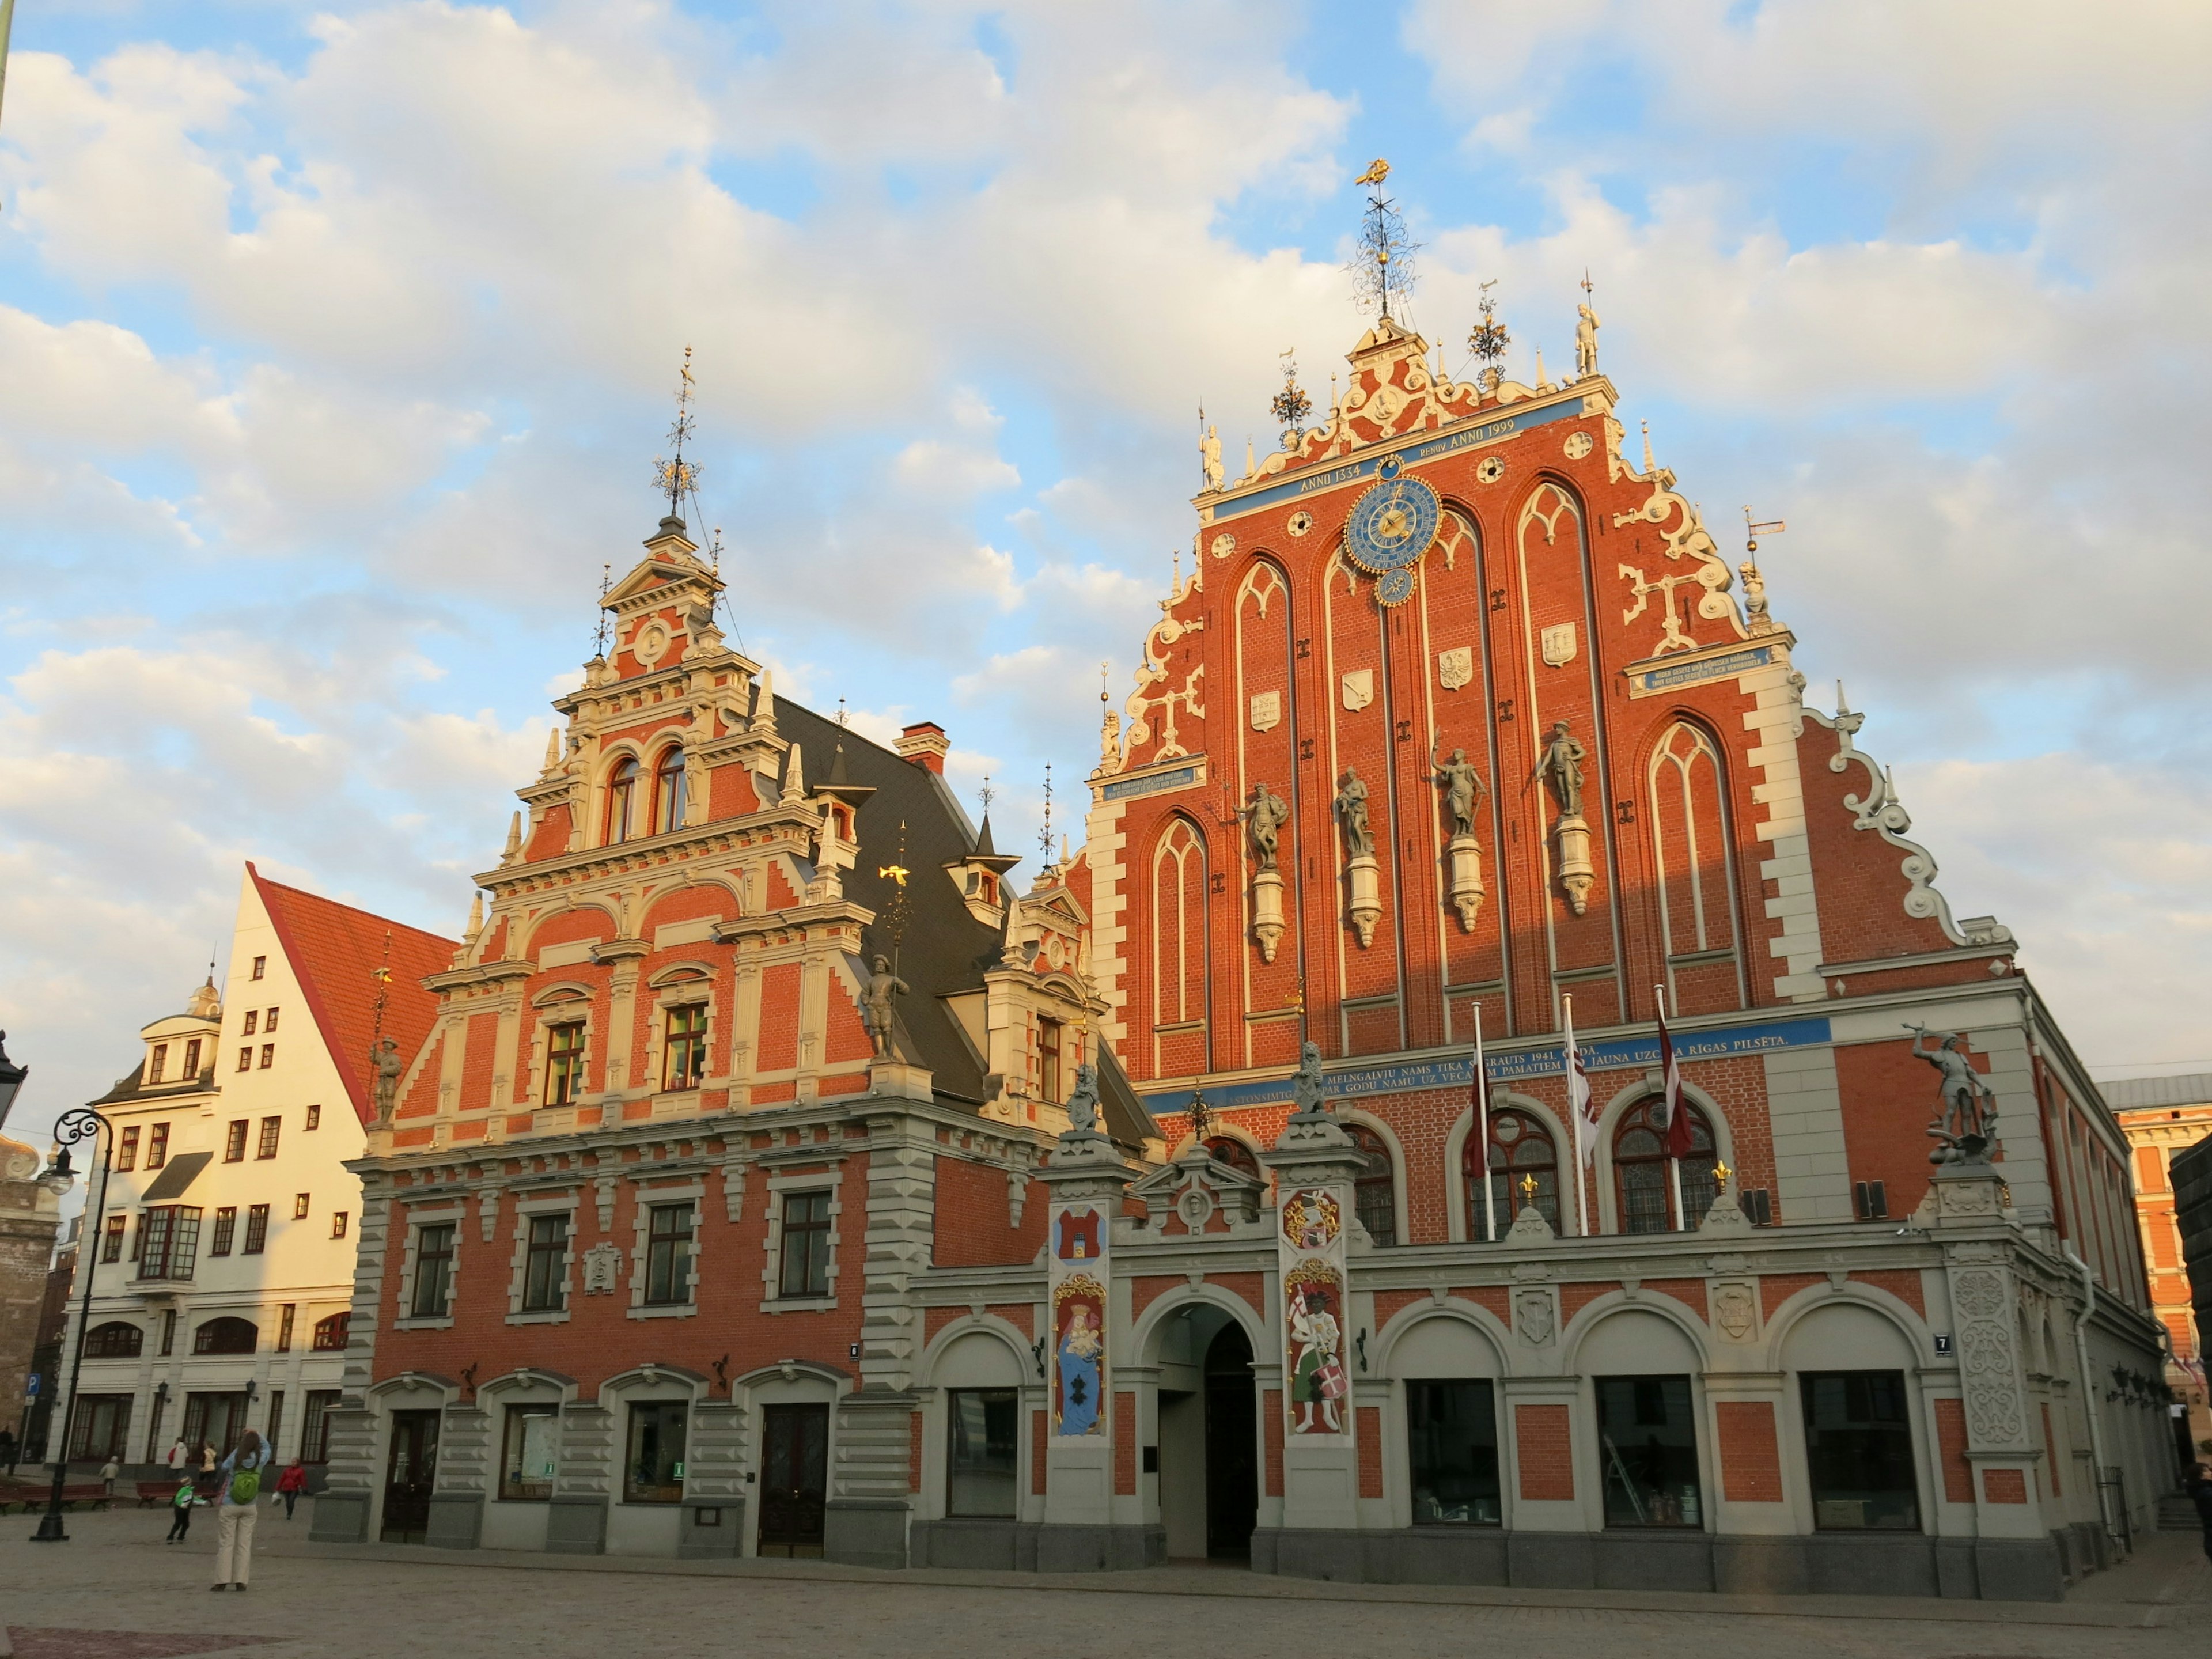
[1656,1000,1694,1160]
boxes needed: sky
[3,0,2210,1148]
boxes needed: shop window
[946,1388,1019,1518]
[1594,1376,1702,1528]
[1801,1371,1920,1531]
[1611,1098,1717,1234]
[1466,1108,1558,1237]
[624,1400,687,1503]
[67,1395,134,1463]
[1407,1379,1500,1525]
[501,1404,559,1500]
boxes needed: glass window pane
[624,1402,687,1503]
[501,1405,559,1501]
[1595,1375,1701,1528]
[1801,1371,1920,1531]
[946,1389,1020,1517]
[1407,1380,1501,1525]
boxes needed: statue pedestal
[1554,815,1594,915]
[1346,854,1381,948]
[1252,870,1286,963]
[866,1058,934,1101]
[1445,834,1485,931]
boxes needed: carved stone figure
[582,1241,622,1294]
[1291,1041,1329,1119]
[1199,425,1224,491]
[1430,740,1487,839]
[1334,768,1373,857]
[1574,301,1601,380]
[861,953,910,1058]
[1529,720,1586,820]
[1909,1025,1999,1163]
[370,1036,405,1124]
[1237,781,1291,872]
[1064,1062,1100,1137]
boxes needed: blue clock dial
[1343,475,1440,576]
[1376,567,1416,607]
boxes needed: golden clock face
[1344,475,1440,575]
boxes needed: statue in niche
[1063,1063,1100,1137]
[1529,719,1587,820]
[370,1036,405,1125]
[1430,738,1488,839]
[1334,768,1373,857]
[1199,425,1224,491]
[1908,1025,1999,1164]
[1238,781,1291,872]
[861,953,910,1058]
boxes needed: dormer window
[147,1044,168,1085]
[653,747,688,835]
[182,1039,202,1078]
[607,757,641,844]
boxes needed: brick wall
[1933,1397,1972,1503]
[1514,1403,1574,1501]
[1717,1400,1783,1502]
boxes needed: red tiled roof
[248,863,457,1127]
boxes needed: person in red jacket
[275,1459,309,1521]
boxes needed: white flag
[1564,1000,1596,1165]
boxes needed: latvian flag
[1657,1002,1694,1160]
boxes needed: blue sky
[4,0,2211,1142]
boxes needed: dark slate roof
[1094,1044,1157,1150]
[775,698,1006,1105]
[2101,1072,2212,1111]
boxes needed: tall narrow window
[661,1005,707,1092]
[260,1044,274,1069]
[605,757,641,844]
[225,1120,249,1162]
[412,1223,456,1317]
[330,1211,348,1238]
[182,1039,202,1077]
[1612,1098,1718,1233]
[545,1023,586,1105]
[146,1123,169,1169]
[243,1205,270,1254]
[1344,1123,1397,1247]
[305,1103,321,1130]
[301,1391,340,1463]
[266,1391,285,1462]
[653,747,688,835]
[522,1213,570,1312]
[263,1007,279,1032]
[1467,1108,1559,1237]
[644,1203,694,1305]
[946,1389,1019,1517]
[1039,1018,1064,1105]
[1802,1372,1919,1531]
[209,1207,237,1257]
[101,1215,124,1262]
[257,1116,282,1159]
[116,1127,139,1172]
[1149,819,1209,1075]
[1594,1376,1702,1528]
[1407,1380,1501,1524]
[501,1404,558,1500]
[251,955,267,980]
[276,1304,296,1352]
[777,1191,832,1298]
[238,1048,252,1072]
[243,1010,258,1037]
[147,1044,168,1084]
[624,1401,687,1503]
[159,1309,176,1356]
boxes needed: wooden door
[755,1403,829,1556]
[380,1410,441,1543]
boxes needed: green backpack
[229,1463,262,1503]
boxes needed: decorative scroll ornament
[1611,461,1747,655]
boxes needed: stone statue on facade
[1574,301,1601,380]
[1908,1025,1998,1164]
[862,953,910,1059]
[1430,740,1488,839]
[1064,1062,1100,1137]
[370,1036,404,1125]
[1199,425,1224,491]
[1529,720,1586,820]
[1334,769,1373,857]
[1238,781,1290,871]
[1290,1040,1330,1120]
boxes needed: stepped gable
[249,863,454,1124]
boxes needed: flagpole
[1474,1003,1495,1243]
[1565,994,1588,1238]
[1658,982,1685,1230]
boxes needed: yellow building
[2107,1073,2211,1461]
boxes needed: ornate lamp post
[29,1106,113,1543]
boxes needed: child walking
[165,1478,195,1544]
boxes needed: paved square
[3,1506,2205,1659]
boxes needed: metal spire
[652,345,701,517]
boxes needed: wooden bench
[136,1480,185,1508]
[0,1480,113,1513]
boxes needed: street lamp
[30,1106,112,1544]
[0,1031,28,1130]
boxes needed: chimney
[895,722,950,775]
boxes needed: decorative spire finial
[651,344,701,517]
[1468,281,1510,393]
[1347,160,1418,321]
[593,563,612,658]
[1270,349,1312,450]
[1641,419,1655,476]
[1038,763,1055,863]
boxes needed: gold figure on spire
[1354,158,1391,187]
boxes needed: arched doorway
[1152,1304,1259,1562]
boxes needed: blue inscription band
[1101,764,1200,802]
[1631,645,1775,696]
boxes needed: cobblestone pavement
[3,1508,2206,1659]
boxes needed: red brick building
[321,319,2171,1601]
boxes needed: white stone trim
[507,1194,577,1324]
[1739,660,1827,1002]
[628,1180,705,1320]
[392,1203,464,1331]
[760,1169,843,1309]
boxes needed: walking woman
[210,1429,270,1591]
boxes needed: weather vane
[593,562,612,657]
[1038,763,1055,862]
[877,818,913,971]
[1347,159,1419,321]
[1469,280,1511,392]
[978,774,995,816]
[1270,349,1313,449]
[652,345,702,516]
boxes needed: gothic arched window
[1344,1123,1397,1247]
[605,757,641,845]
[1612,1097,1718,1234]
[1465,1107,1559,1238]
[652,747,688,836]
[1150,818,1209,1075]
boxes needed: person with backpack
[209,1429,270,1591]
[275,1459,309,1520]
[165,1478,196,1544]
